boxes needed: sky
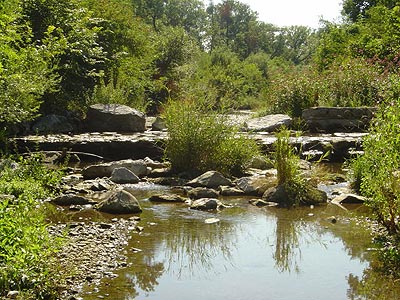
[205,0,344,28]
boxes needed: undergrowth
[0,154,64,299]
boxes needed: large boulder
[236,176,276,196]
[96,190,142,214]
[331,193,366,205]
[244,114,292,132]
[186,171,233,188]
[302,107,376,133]
[85,104,146,133]
[82,159,148,179]
[51,194,94,206]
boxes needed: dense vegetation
[0,155,63,299]
[1,0,400,297]
[1,0,398,127]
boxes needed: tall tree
[132,0,167,31]
[342,0,397,22]
[0,0,56,123]
[206,0,261,59]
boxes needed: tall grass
[163,100,260,176]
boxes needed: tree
[132,0,167,31]
[205,0,262,59]
[273,26,316,65]
[0,0,56,124]
[164,0,207,44]
[21,0,107,113]
[342,0,397,22]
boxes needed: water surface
[81,187,400,300]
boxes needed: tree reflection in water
[271,208,321,273]
[123,204,238,297]
[162,219,237,278]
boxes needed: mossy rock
[262,182,327,207]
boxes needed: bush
[163,100,260,176]
[264,67,317,117]
[0,155,63,299]
[349,100,400,235]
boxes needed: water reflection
[273,211,302,273]
[347,267,400,300]
[81,197,400,300]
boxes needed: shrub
[264,67,317,117]
[318,58,383,107]
[349,100,400,235]
[163,100,260,176]
[0,154,63,299]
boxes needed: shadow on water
[80,187,400,300]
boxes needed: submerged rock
[96,190,142,214]
[249,199,278,207]
[190,198,224,210]
[148,194,185,203]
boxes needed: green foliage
[264,58,387,116]
[264,67,317,117]
[274,129,302,186]
[318,58,383,106]
[273,129,312,206]
[0,155,63,299]
[179,47,267,110]
[0,2,56,123]
[163,100,260,176]
[349,100,400,235]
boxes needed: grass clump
[163,100,260,176]
[272,129,326,206]
[0,154,63,299]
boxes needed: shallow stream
[76,184,400,300]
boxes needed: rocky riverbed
[42,152,367,300]
[50,217,140,300]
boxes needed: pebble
[49,217,139,299]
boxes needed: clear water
[80,187,400,300]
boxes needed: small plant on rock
[271,129,326,206]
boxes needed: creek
[75,184,400,300]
